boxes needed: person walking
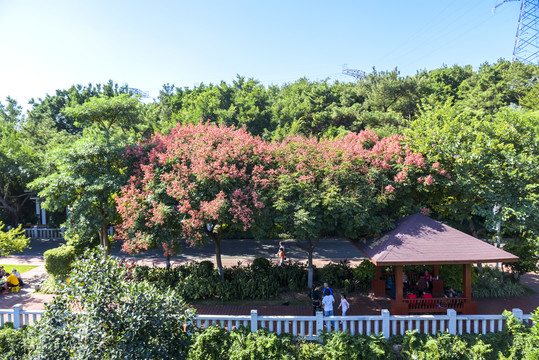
[338,293,350,316]
[276,242,286,266]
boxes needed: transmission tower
[495,0,539,64]
[342,64,365,80]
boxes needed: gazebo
[355,213,519,315]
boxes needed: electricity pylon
[495,0,539,64]
[342,64,365,80]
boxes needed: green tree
[405,102,539,242]
[63,93,142,133]
[0,222,29,257]
[0,109,40,226]
[29,137,128,255]
[457,60,539,114]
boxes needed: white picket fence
[23,227,114,240]
[23,227,64,240]
[1,305,532,341]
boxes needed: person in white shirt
[11,268,23,286]
[338,293,350,316]
[322,288,335,327]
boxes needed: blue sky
[0,0,521,110]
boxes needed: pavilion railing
[2,305,532,341]
[403,297,466,312]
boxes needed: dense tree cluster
[0,59,537,276]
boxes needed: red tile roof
[356,213,519,266]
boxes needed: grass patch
[0,264,38,274]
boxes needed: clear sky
[0,0,522,110]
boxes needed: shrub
[502,237,539,280]
[251,257,271,273]
[43,245,76,277]
[29,249,195,360]
[472,268,527,298]
[188,326,231,360]
[352,260,376,289]
[227,328,295,360]
[317,261,352,290]
[0,327,27,359]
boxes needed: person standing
[323,282,333,296]
[322,288,335,327]
[276,242,286,266]
[338,293,350,316]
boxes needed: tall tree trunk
[166,254,171,270]
[211,234,224,281]
[307,249,314,289]
[100,224,110,256]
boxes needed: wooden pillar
[372,265,386,295]
[463,264,472,298]
[395,265,403,302]
[375,265,382,279]
[433,265,440,277]
[391,265,408,315]
[462,263,477,314]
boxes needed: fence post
[447,309,457,335]
[13,305,22,329]
[512,308,523,323]
[316,311,324,342]
[250,309,258,332]
[382,309,390,339]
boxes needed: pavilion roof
[356,213,518,266]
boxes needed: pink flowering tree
[115,123,273,278]
[272,130,438,288]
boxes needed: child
[276,242,286,266]
[338,293,350,316]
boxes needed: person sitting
[406,291,417,308]
[421,291,434,308]
[4,272,19,293]
[448,287,458,298]
[424,270,433,292]
[0,267,6,278]
[11,268,23,286]
[403,272,410,292]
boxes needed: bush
[352,260,376,289]
[43,245,76,277]
[64,231,99,256]
[317,261,352,290]
[227,328,295,360]
[29,249,195,360]
[188,326,231,360]
[473,268,527,298]
[0,327,27,359]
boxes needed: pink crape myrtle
[115,122,275,276]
